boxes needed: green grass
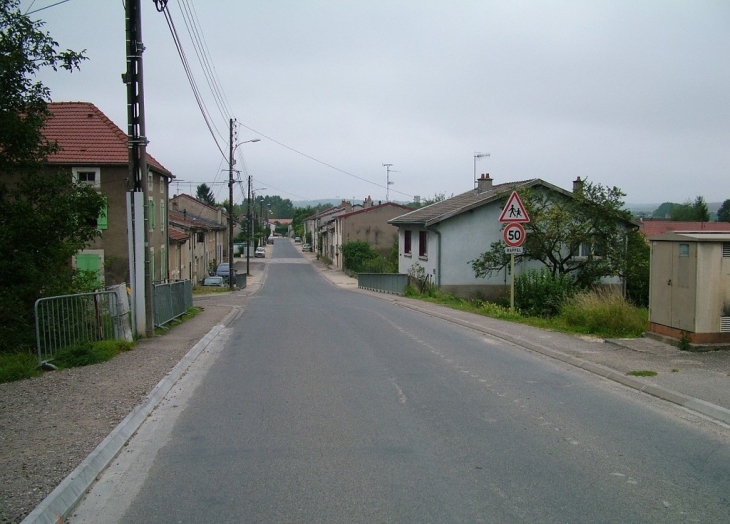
[0,350,42,383]
[52,339,133,369]
[627,370,658,377]
[406,287,648,339]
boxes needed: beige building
[649,231,730,344]
[333,199,413,270]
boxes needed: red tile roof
[639,220,730,237]
[43,102,172,176]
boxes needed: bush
[559,288,648,337]
[513,269,580,317]
[341,240,379,273]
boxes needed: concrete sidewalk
[304,252,730,426]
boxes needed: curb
[375,295,730,426]
[21,316,234,524]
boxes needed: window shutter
[97,200,108,230]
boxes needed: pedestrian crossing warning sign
[498,191,530,223]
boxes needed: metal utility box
[649,232,730,343]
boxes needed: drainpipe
[426,225,441,288]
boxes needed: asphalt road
[71,240,730,523]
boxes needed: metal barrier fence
[35,290,127,365]
[357,273,409,295]
[153,279,193,328]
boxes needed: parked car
[201,275,226,287]
[216,263,234,281]
[302,243,312,252]
[294,236,301,243]
[255,247,266,258]
[267,237,274,244]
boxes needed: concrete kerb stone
[323,271,730,427]
[21,320,233,524]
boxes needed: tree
[1,0,104,350]
[195,183,216,206]
[717,199,730,223]
[470,180,635,288]
[669,196,710,221]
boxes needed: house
[332,197,413,270]
[42,102,173,285]
[168,198,228,284]
[639,219,730,238]
[303,201,361,257]
[388,174,631,300]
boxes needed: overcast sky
[25,0,730,206]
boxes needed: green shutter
[97,200,108,230]
[76,253,102,285]
[148,199,156,229]
[160,247,167,281]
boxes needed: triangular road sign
[498,191,530,223]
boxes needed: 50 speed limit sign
[503,222,526,248]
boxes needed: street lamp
[228,120,260,291]
[473,152,490,189]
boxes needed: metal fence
[34,290,128,365]
[357,273,409,295]
[153,279,193,328]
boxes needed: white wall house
[389,175,628,300]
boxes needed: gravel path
[0,302,233,524]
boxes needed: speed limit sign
[503,222,525,247]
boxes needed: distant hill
[625,202,724,219]
[292,199,410,208]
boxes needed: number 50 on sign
[503,222,525,248]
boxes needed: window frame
[418,230,428,258]
[72,167,100,188]
[404,230,412,255]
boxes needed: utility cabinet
[649,232,730,343]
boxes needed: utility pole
[125,0,153,337]
[228,118,235,291]
[247,174,252,275]
[383,163,394,201]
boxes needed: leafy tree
[717,199,730,223]
[669,196,710,221]
[196,183,216,206]
[470,180,635,288]
[652,202,679,219]
[341,240,379,272]
[0,0,104,351]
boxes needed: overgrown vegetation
[341,238,398,274]
[0,350,41,383]
[1,0,105,353]
[51,339,133,369]
[405,284,648,339]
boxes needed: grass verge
[405,287,648,339]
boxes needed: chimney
[476,173,493,193]
[573,176,584,195]
[341,199,351,211]
[365,195,373,207]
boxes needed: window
[148,198,155,230]
[160,199,165,229]
[404,230,412,255]
[73,167,100,188]
[679,243,690,257]
[147,171,153,192]
[197,231,205,243]
[418,231,427,258]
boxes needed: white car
[255,247,266,258]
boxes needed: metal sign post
[499,192,530,312]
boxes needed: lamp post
[228,122,260,290]
[473,152,490,189]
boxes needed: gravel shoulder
[0,301,234,524]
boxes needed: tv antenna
[383,163,398,201]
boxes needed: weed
[627,370,658,377]
[52,340,133,369]
[0,350,42,383]
[677,331,692,351]
[672,368,680,373]
[559,288,648,338]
